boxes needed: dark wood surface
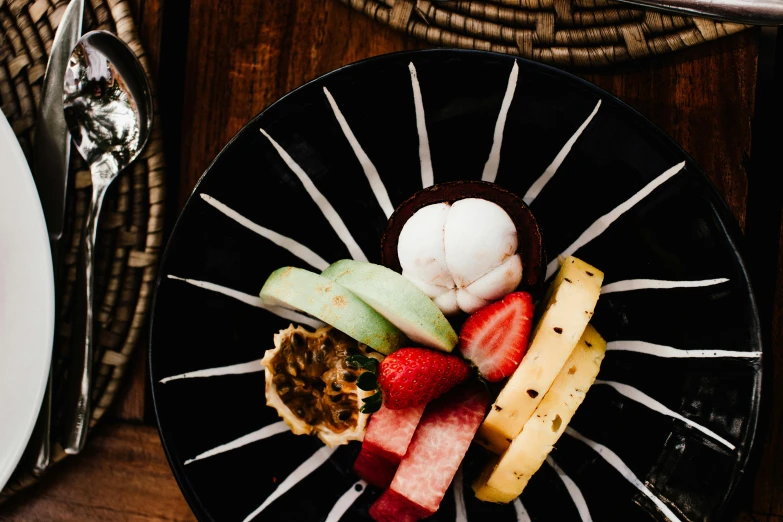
[1,0,781,520]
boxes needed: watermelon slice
[369,489,431,522]
[363,404,427,464]
[389,383,489,515]
[353,447,397,489]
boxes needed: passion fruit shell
[261,324,380,447]
[381,181,546,293]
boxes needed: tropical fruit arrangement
[258,181,605,521]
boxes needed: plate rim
[0,110,55,492]
[149,48,765,522]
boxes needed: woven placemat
[339,0,751,66]
[0,0,164,500]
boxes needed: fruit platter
[150,50,763,522]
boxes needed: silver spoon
[62,30,152,454]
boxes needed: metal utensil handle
[434,0,783,24]
[615,0,783,25]
[31,370,52,475]
[30,239,62,474]
[63,176,110,455]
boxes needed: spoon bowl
[63,30,152,175]
[62,30,153,454]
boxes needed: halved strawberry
[457,291,533,382]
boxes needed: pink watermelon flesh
[390,383,490,515]
[363,403,427,463]
[353,446,397,489]
[369,489,431,522]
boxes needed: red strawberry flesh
[389,382,490,514]
[458,291,533,382]
[353,447,397,489]
[378,347,471,410]
[363,404,427,463]
[369,489,431,522]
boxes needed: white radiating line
[323,87,394,218]
[325,480,367,522]
[243,445,338,522]
[545,161,686,279]
[606,340,761,359]
[184,422,290,464]
[409,62,433,188]
[454,465,468,522]
[601,278,729,294]
[565,427,683,522]
[160,359,262,384]
[513,498,531,522]
[523,100,602,205]
[167,275,326,330]
[546,456,592,522]
[595,380,735,450]
[260,128,368,261]
[200,194,328,271]
[482,61,519,183]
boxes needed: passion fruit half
[381,181,546,293]
[261,325,380,447]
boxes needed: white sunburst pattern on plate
[156,58,760,522]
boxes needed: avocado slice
[322,260,457,352]
[260,266,406,355]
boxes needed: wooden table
[1,1,781,520]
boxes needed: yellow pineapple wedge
[475,256,603,454]
[473,325,607,503]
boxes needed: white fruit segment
[402,270,450,299]
[397,202,455,289]
[456,288,490,315]
[434,289,460,316]
[476,256,603,454]
[473,325,607,503]
[260,267,405,354]
[444,198,518,288]
[466,254,523,301]
[260,325,374,447]
[397,199,524,315]
[321,260,457,352]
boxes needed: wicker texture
[339,0,750,66]
[0,0,163,500]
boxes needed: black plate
[150,50,763,522]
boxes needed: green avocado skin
[321,259,458,352]
[260,266,405,355]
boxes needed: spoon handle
[614,0,783,25]
[63,178,110,455]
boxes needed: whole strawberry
[378,348,472,410]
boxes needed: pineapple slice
[473,325,606,503]
[471,455,507,502]
[475,256,603,454]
